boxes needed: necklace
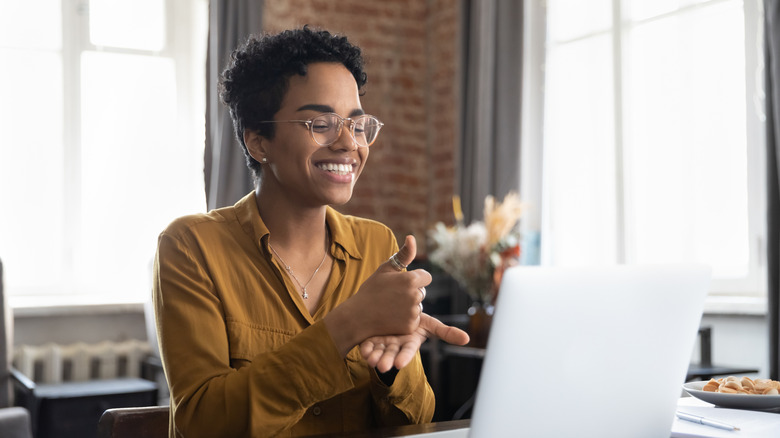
[268,240,328,299]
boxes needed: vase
[467,300,494,349]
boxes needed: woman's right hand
[324,235,427,355]
[324,235,468,361]
[354,235,430,335]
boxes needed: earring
[261,157,268,163]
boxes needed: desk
[306,397,780,437]
[673,396,780,437]
[303,419,471,437]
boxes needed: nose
[328,122,358,152]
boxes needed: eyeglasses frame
[257,112,384,148]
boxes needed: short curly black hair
[219,26,368,179]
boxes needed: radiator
[13,339,152,384]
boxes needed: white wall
[696,313,768,378]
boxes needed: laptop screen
[468,265,710,438]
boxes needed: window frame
[3,0,208,309]
[522,0,767,312]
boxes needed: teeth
[317,163,352,175]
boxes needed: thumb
[385,235,417,271]
[395,235,417,267]
[421,314,470,346]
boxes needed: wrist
[323,301,365,357]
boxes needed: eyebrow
[296,104,365,117]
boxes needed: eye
[311,115,337,133]
[353,116,370,134]
[311,122,330,132]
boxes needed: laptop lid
[468,265,710,438]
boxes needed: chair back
[0,406,32,438]
[97,405,169,438]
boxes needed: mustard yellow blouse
[153,193,435,437]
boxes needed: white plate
[683,381,780,410]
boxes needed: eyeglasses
[258,113,384,148]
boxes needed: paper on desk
[671,406,780,438]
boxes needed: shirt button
[312,406,322,416]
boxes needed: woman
[153,27,469,437]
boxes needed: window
[534,0,765,300]
[0,0,208,307]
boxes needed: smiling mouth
[316,163,353,176]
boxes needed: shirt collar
[234,192,269,245]
[325,206,362,260]
[233,192,363,261]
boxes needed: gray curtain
[204,0,264,210]
[459,0,523,223]
[766,0,780,380]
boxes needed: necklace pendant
[268,240,326,302]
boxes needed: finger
[364,344,386,368]
[376,344,401,373]
[395,235,417,267]
[359,340,376,358]
[420,314,470,346]
[360,339,385,363]
[385,235,417,272]
[393,342,419,370]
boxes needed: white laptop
[419,264,710,438]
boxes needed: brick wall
[262,0,460,254]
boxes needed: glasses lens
[308,113,382,147]
[310,114,342,146]
[352,115,382,147]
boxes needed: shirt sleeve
[154,231,356,438]
[368,352,436,426]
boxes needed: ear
[244,129,268,163]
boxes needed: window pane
[543,35,617,266]
[624,1,748,278]
[0,49,65,293]
[89,0,165,50]
[624,0,711,22]
[0,0,62,50]
[547,0,612,41]
[80,51,203,300]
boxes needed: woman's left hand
[359,313,470,372]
